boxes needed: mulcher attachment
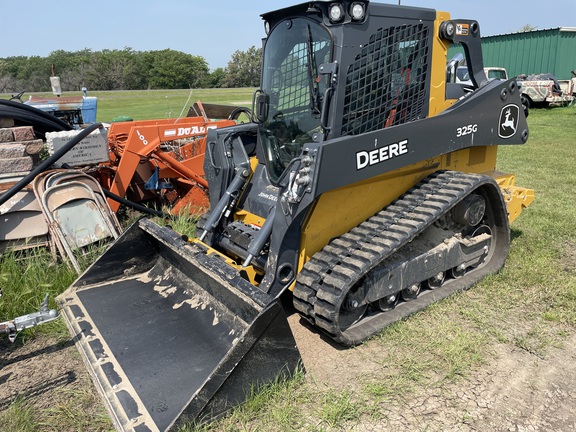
[57,218,301,432]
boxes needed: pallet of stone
[0,125,45,175]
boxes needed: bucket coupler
[57,218,301,431]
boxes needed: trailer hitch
[0,293,59,342]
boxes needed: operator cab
[257,1,434,185]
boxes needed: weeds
[153,207,202,240]
[178,368,308,432]
[0,249,76,337]
[0,397,38,432]
[318,389,362,429]
[39,383,112,432]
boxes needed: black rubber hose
[0,108,72,139]
[0,123,103,207]
[0,102,73,140]
[0,99,73,131]
[0,106,71,129]
[102,188,169,218]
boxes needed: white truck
[456,66,508,83]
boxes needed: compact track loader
[58,1,534,430]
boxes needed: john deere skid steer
[58,1,534,430]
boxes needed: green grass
[1,88,256,123]
[317,389,362,429]
[0,398,37,432]
[153,208,202,240]
[38,383,112,432]
[1,101,575,431]
[178,369,311,432]
[0,248,77,338]
[0,372,112,432]
[93,88,255,123]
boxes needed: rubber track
[293,170,507,346]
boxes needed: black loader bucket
[57,218,301,432]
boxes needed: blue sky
[2,0,575,70]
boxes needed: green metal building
[449,27,576,80]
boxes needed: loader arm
[312,78,527,195]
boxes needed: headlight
[350,2,365,21]
[329,3,345,23]
[264,21,270,35]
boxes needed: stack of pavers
[0,120,44,173]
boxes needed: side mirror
[253,91,270,124]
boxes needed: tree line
[0,46,262,93]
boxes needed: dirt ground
[290,314,576,431]
[0,334,108,430]
[2,314,576,432]
[0,337,75,411]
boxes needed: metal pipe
[154,150,209,189]
[57,163,169,219]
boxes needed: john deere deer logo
[498,104,519,139]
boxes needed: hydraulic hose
[0,99,73,132]
[59,162,171,219]
[0,122,103,209]
[102,188,169,219]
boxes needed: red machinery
[101,103,240,215]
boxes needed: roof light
[328,3,345,23]
[350,3,365,21]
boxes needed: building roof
[486,27,576,38]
